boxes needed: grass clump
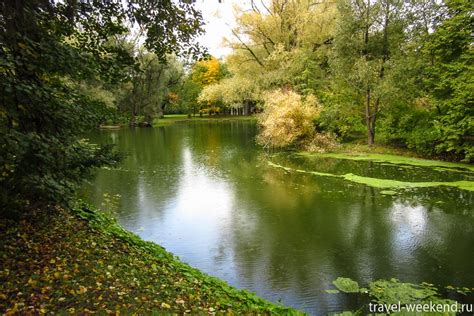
[153,114,256,127]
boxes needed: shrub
[303,132,339,153]
[257,90,339,151]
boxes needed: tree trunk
[365,86,374,146]
[130,100,139,127]
[367,122,375,146]
[244,100,251,115]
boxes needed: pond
[82,121,474,315]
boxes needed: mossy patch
[268,161,337,178]
[343,173,474,191]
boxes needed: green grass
[153,114,257,126]
[0,203,301,314]
[160,114,189,119]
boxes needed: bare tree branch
[231,29,265,67]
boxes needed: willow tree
[0,0,204,213]
[198,0,337,115]
[225,0,337,91]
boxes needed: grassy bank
[333,140,474,164]
[153,114,257,126]
[0,203,300,314]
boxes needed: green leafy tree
[373,0,472,161]
[0,0,204,214]
[177,76,203,115]
[122,52,184,126]
[176,57,228,115]
[330,0,406,145]
[424,0,473,161]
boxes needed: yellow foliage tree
[191,57,222,86]
[224,0,337,90]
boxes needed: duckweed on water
[332,277,360,293]
[380,190,398,195]
[327,278,472,316]
[296,152,474,172]
[267,161,474,192]
[343,173,474,191]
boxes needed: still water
[83,121,474,315]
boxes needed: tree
[176,56,228,115]
[371,0,472,161]
[198,1,337,115]
[192,57,225,85]
[257,90,320,148]
[0,0,204,213]
[330,0,405,145]
[424,0,473,161]
[123,52,184,126]
[256,89,338,151]
[226,0,337,91]
[177,76,203,116]
[198,76,260,115]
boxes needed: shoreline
[0,202,301,314]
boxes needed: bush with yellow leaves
[257,89,338,151]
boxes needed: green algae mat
[297,152,474,172]
[268,152,474,192]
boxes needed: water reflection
[83,122,474,315]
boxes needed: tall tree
[224,0,336,91]
[330,0,405,145]
[176,56,228,115]
[125,52,184,126]
[424,0,474,161]
[200,0,337,113]
[0,1,204,213]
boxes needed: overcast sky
[194,0,252,59]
